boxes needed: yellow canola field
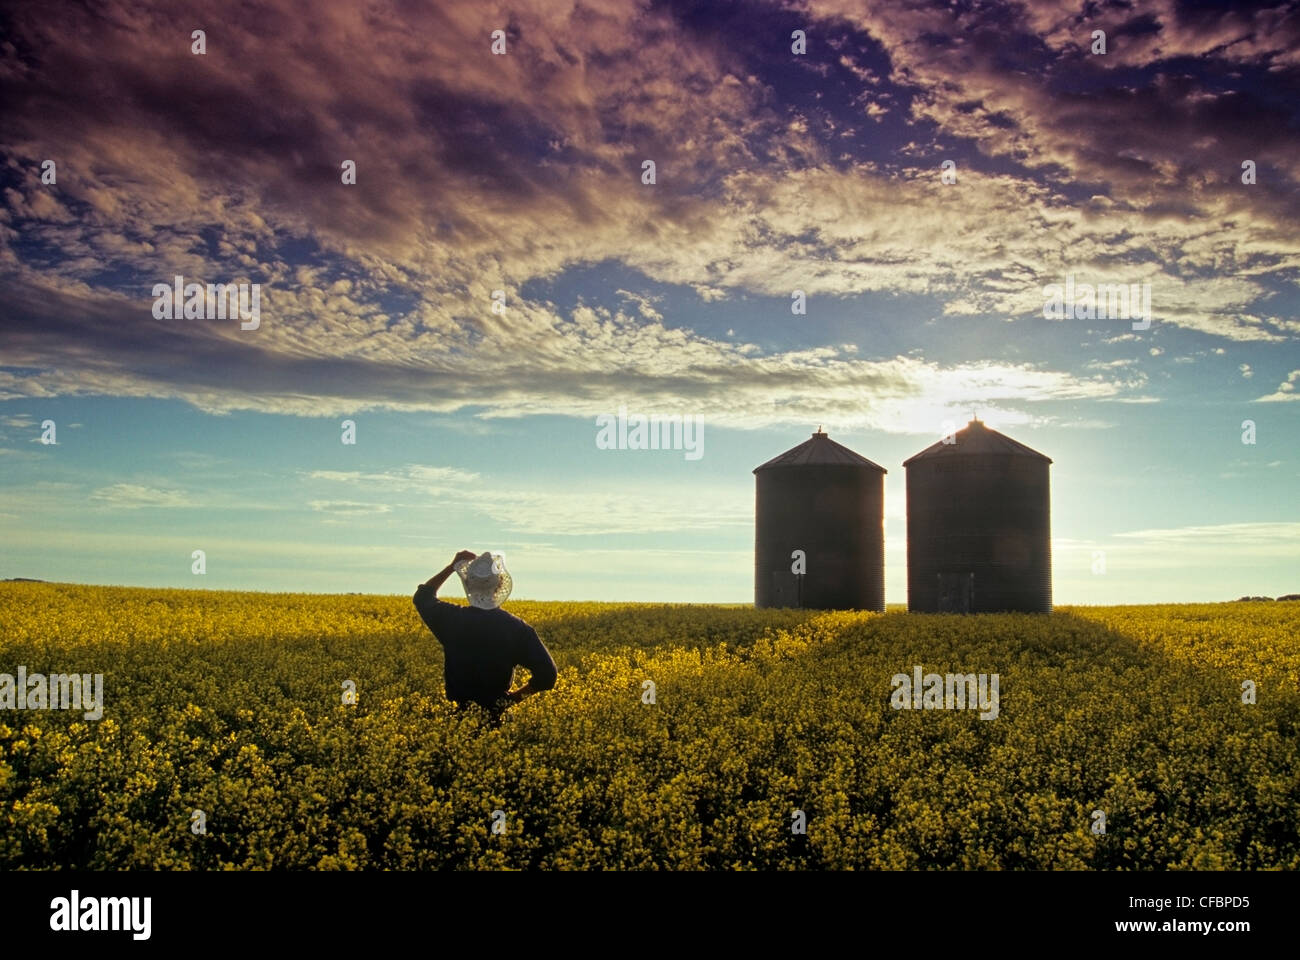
[1,583,1296,870]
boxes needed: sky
[0,0,1297,604]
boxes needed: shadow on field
[638,607,1282,721]
[828,608,1272,696]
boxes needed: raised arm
[419,550,478,597]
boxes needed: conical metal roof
[753,429,887,473]
[903,419,1051,466]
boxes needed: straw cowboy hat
[454,551,512,609]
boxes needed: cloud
[306,465,481,490]
[0,266,1141,430]
[0,0,1296,433]
[1054,521,1300,602]
[308,500,394,518]
[0,525,759,600]
[1054,418,1117,430]
[88,483,195,509]
[306,464,749,535]
[1057,522,1300,579]
[1240,363,1253,379]
[1114,522,1300,548]
[1254,370,1300,402]
[165,451,231,471]
[480,485,749,536]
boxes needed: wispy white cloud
[305,464,748,535]
[306,465,481,490]
[1114,522,1300,548]
[1058,523,1300,579]
[88,483,195,509]
[1255,370,1300,402]
[308,500,394,518]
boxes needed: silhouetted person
[413,550,556,721]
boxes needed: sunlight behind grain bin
[904,419,1052,613]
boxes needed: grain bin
[753,429,886,610]
[903,419,1051,613]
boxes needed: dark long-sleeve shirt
[413,584,556,711]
